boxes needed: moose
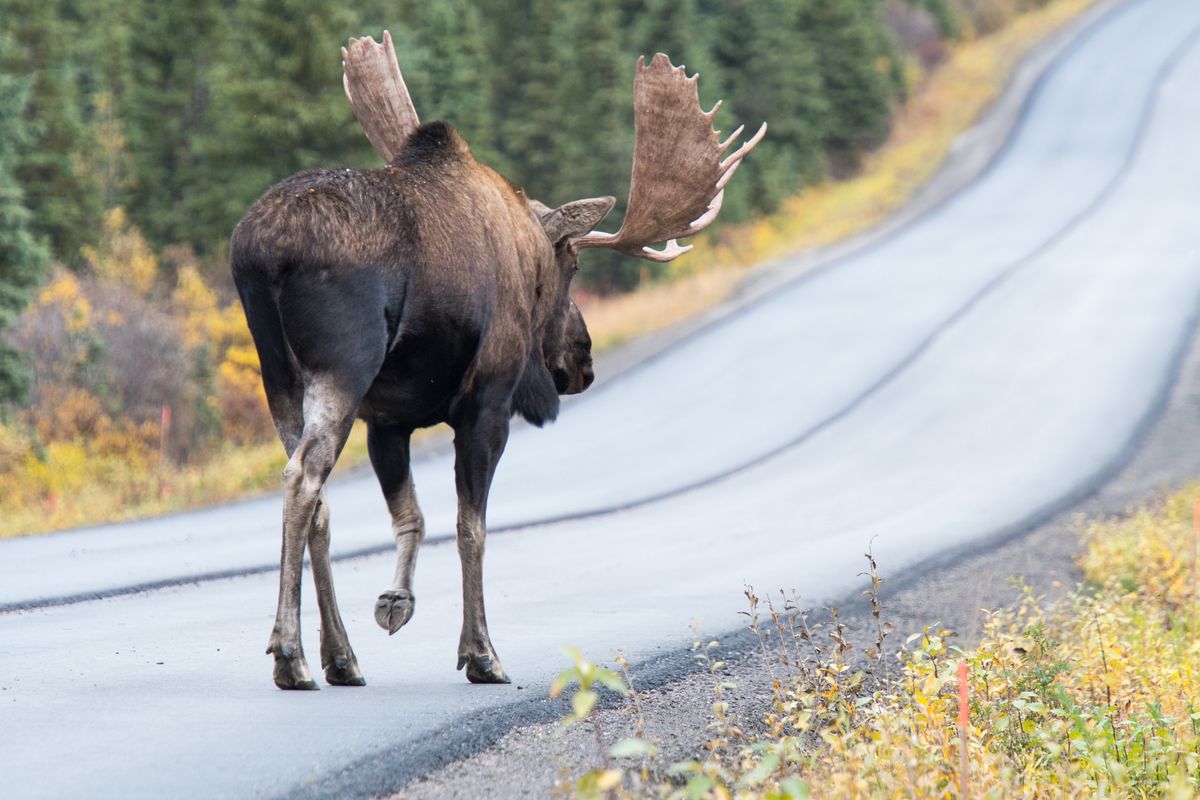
[231,32,764,689]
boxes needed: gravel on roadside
[387,312,1200,800]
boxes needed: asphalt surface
[395,307,1200,799]
[4,0,1200,796]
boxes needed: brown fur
[231,122,613,689]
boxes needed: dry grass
[0,423,352,538]
[0,421,452,538]
[579,266,746,352]
[561,486,1200,799]
[0,437,287,538]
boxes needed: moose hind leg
[309,488,365,686]
[268,378,362,690]
[368,423,424,635]
[452,407,511,684]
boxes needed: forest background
[0,0,1063,534]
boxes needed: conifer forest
[0,0,1052,530]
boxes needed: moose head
[342,32,765,413]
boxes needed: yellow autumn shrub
[37,271,91,334]
[0,422,26,475]
[80,207,158,296]
[31,383,108,442]
[564,485,1200,799]
[217,346,273,445]
[171,263,271,445]
[171,262,221,350]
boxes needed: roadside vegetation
[0,0,1094,537]
[555,488,1200,799]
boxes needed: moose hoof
[457,651,511,685]
[375,590,415,635]
[323,652,366,687]
[271,652,319,691]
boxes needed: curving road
[5,0,1200,796]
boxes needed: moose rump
[233,126,555,440]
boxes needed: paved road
[5,0,1200,796]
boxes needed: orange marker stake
[160,404,172,460]
[1192,501,1199,628]
[958,660,970,800]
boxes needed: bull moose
[231,32,765,689]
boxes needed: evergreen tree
[491,0,566,196]
[0,0,942,307]
[914,0,959,39]
[632,0,721,109]
[121,0,227,250]
[0,45,51,403]
[70,0,132,101]
[471,0,525,168]
[402,0,499,168]
[861,0,908,101]
[69,0,133,211]
[553,0,639,292]
[715,0,830,217]
[0,0,103,263]
[801,0,899,169]
[203,0,369,250]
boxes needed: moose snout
[553,359,594,395]
[572,362,595,394]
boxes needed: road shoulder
[385,276,1200,799]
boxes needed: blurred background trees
[0,0,1058,288]
[0,33,50,405]
[0,0,1053,502]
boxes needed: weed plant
[556,490,1200,798]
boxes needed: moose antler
[342,31,420,164]
[575,54,766,262]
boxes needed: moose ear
[538,196,616,244]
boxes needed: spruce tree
[860,0,908,102]
[553,0,639,292]
[204,0,368,249]
[121,0,227,250]
[403,0,499,168]
[632,0,721,108]
[492,0,566,197]
[69,0,133,211]
[914,0,959,39]
[801,0,898,169]
[714,0,830,217]
[0,46,50,404]
[70,0,132,101]
[0,0,103,264]
[0,0,928,305]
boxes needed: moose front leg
[452,407,511,684]
[367,423,424,635]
